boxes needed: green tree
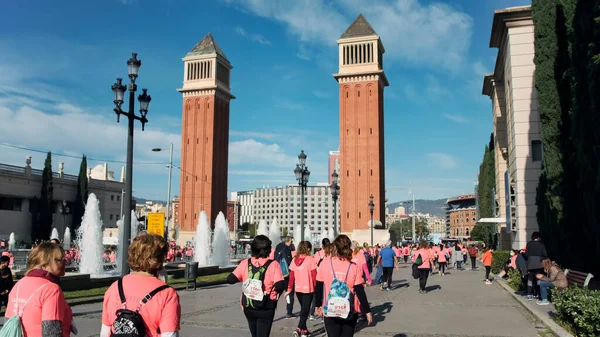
[72,155,88,233]
[470,223,496,248]
[248,222,257,238]
[34,152,54,241]
[477,134,496,220]
[389,218,429,241]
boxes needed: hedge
[554,286,600,337]
[507,269,523,291]
[491,250,510,274]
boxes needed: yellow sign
[147,213,165,237]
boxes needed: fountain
[50,227,60,241]
[77,193,105,276]
[194,211,212,266]
[63,227,71,250]
[320,228,329,244]
[257,219,268,237]
[269,218,281,246]
[130,210,139,240]
[293,225,301,244]
[304,225,313,244]
[8,233,15,250]
[211,212,230,267]
[328,229,335,241]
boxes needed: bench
[564,269,594,287]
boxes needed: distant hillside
[133,197,167,205]
[387,198,447,217]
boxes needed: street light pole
[152,143,173,240]
[294,150,310,242]
[330,171,340,237]
[112,53,152,277]
[368,195,375,247]
[411,192,416,242]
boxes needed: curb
[496,279,573,337]
[67,279,229,307]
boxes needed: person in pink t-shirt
[436,244,448,276]
[6,242,73,337]
[414,241,434,294]
[286,241,317,337]
[315,235,372,337]
[228,235,285,337]
[101,233,180,337]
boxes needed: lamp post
[330,171,340,237]
[368,194,374,246]
[59,200,70,235]
[111,52,152,276]
[294,150,310,242]
[152,143,173,240]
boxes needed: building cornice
[177,87,236,101]
[333,71,389,87]
[489,6,532,48]
[482,73,495,97]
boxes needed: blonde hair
[128,233,167,274]
[26,242,64,275]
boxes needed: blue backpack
[0,283,51,337]
[276,249,290,277]
[323,259,354,319]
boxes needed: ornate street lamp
[111,52,152,276]
[294,150,310,241]
[330,171,340,237]
[368,194,375,246]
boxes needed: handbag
[415,254,423,266]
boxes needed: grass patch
[63,271,231,300]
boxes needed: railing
[0,163,79,182]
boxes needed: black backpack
[110,278,170,337]
[241,259,275,309]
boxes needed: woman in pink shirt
[286,241,317,337]
[315,235,373,337]
[414,241,433,294]
[228,235,285,337]
[5,242,73,337]
[352,246,372,285]
[436,244,448,276]
[101,233,181,337]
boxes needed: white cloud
[230,130,278,140]
[225,0,473,70]
[426,153,460,170]
[312,91,330,98]
[229,139,296,167]
[426,75,452,98]
[235,26,272,45]
[443,113,471,124]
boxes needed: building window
[110,214,113,220]
[532,140,543,162]
[0,197,22,211]
[116,215,120,220]
[111,195,114,201]
[117,195,120,202]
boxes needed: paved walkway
[71,264,552,337]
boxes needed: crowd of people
[0,229,567,337]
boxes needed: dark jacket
[524,240,547,270]
[274,242,292,266]
[0,267,14,295]
[516,253,528,277]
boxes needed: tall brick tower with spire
[177,33,234,241]
[334,14,388,233]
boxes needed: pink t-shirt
[102,274,181,337]
[268,248,275,260]
[353,251,367,268]
[289,255,317,293]
[316,257,363,310]
[233,258,284,301]
[403,247,410,255]
[438,248,448,263]
[415,249,433,269]
[6,276,72,337]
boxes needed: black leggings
[382,267,394,287]
[527,269,543,296]
[323,314,359,337]
[243,307,276,337]
[439,262,446,274]
[296,292,313,330]
[418,269,429,291]
[470,256,477,269]
[485,266,491,280]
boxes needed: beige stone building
[0,156,125,243]
[482,5,542,249]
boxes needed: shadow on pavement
[355,301,393,332]
[424,285,441,292]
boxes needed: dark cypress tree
[37,152,54,241]
[474,133,496,247]
[532,0,574,264]
[72,155,88,233]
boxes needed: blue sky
[0,0,530,203]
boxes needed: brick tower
[334,14,388,233]
[177,33,234,241]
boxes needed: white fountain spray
[130,210,139,240]
[77,193,105,276]
[304,225,313,244]
[194,211,212,266]
[257,220,268,237]
[328,229,335,242]
[211,212,230,267]
[294,225,301,244]
[269,218,281,246]
[50,227,60,241]
[320,228,329,245]
[63,227,71,250]
[8,233,15,250]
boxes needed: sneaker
[485,280,492,285]
[301,329,310,337]
[536,300,550,306]
[308,315,316,321]
[293,328,301,337]
[418,289,423,294]
[527,295,533,301]
[286,313,297,319]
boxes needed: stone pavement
[70,264,553,337]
